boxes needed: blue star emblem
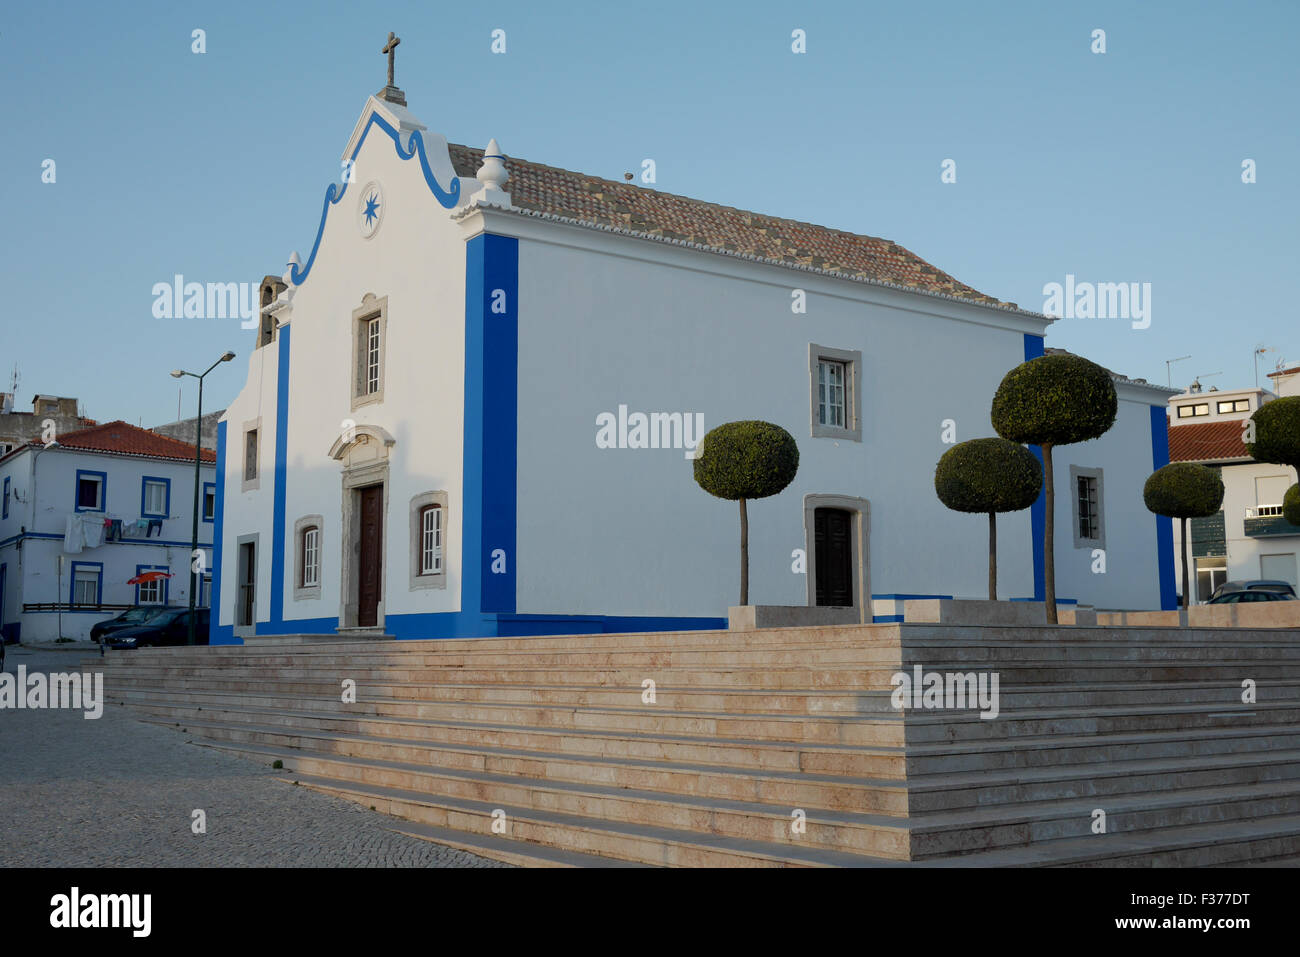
[363,193,380,226]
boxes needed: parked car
[108,608,211,649]
[1206,590,1298,604]
[1209,580,1298,601]
[90,605,170,643]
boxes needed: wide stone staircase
[83,623,1300,866]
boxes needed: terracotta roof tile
[447,144,1015,308]
[26,420,215,463]
[1168,420,1251,463]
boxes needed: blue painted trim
[210,422,226,643]
[870,593,955,601]
[0,563,6,627]
[1022,334,1047,601]
[1150,404,1178,609]
[134,563,170,606]
[872,615,905,623]
[139,475,171,518]
[0,531,209,549]
[462,234,519,617]
[68,560,104,605]
[202,481,216,524]
[74,469,108,513]
[2,476,8,519]
[270,328,291,627]
[289,112,461,286]
[248,611,728,640]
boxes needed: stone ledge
[728,606,861,631]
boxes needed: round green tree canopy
[1246,396,1300,470]
[934,437,1042,514]
[991,353,1118,446]
[1143,463,1225,519]
[1284,482,1300,527]
[693,420,799,501]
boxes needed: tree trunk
[1043,443,1057,624]
[988,511,997,601]
[739,497,749,607]
[1181,516,1190,609]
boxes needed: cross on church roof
[377,31,407,106]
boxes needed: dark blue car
[109,608,210,649]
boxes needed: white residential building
[211,73,1179,643]
[1168,376,1300,601]
[0,421,215,642]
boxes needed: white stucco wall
[0,446,212,641]
[501,215,1167,619]
[1170,460,1300,598]
[217,100,474,633]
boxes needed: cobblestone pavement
[0,647,510,867]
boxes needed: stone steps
[92,621,1300,865]
[106,686,1300,751]
[180,737,1300,864]
[124,698,1300,776]
[88,640,1300,668]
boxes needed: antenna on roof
[1254,345,1276,389]
[1165,355,1191,388]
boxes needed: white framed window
[245,429,258,480]
[72,567,100,606]
[199,574,212,608]
[241,418,262,492]
[818,360,846,428]
[203,485,216,521]
[409,491,448,590]
[1070,465,1105,548]
[142,478,168,517]
[137,567,168,605]
[366,317,381,395]
[420,505,442,575]
[293,515,323,600]
[351,295,388,410]
[302,526,320,587]
[808,344,862,441]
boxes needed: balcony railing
[1246,504,1285,518]
[1244,504,1300,538]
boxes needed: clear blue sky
[3,0,1296,425]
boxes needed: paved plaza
[0,647,508,868]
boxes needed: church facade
[209,70,1176,643]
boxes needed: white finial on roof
[284,251,301,286]
[471,139,511,208]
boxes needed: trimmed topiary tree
[934,438,1043,601]
[693,420,800,606]
[1283,483,1300,528]
[991,353,1118,623]
[1246,395,1300,474]
[1143,463,1225,608]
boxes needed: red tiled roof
[446,144,1016,309]
[31,420,215,463]
[1268,365,1300,378]
[1168,420,1251,463]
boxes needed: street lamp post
[172,351,235,646]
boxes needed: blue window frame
[202,481,217,523]
[2,476,9,519]
[140,475,171,519]
[134,564,170,605]
[74,469,108,513]
[69,561,104,607]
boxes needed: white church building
[210,50,1177,643]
